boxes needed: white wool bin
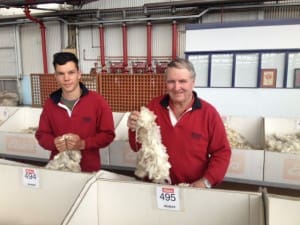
[109,140,137,169]
[0,106,19,125]
[223,116,265,182]
[114,112,130,141]
[0,162,93,225]
[99,146,109,166]
[0,107,50,161]
[264,117,300,186]
[264,192,300,225]
[62,179,264,225]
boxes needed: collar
[160,91,202,110]
[50,82,89,104]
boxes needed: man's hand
[190,178,211,188]
[127,111,140,131]
[54,134,85,152]
[54,136,68,152]
[64,133,85,150]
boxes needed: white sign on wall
[186,23,300,52]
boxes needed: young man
[35,52,115,172]
[127,58,231,188]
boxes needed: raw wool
[224,123,255,149]
[45,135,82,172]
[265,132,300,154]
[178,183,190,187]
[0,91,19,106]
[135,106,171,184]
[22,126,37,134]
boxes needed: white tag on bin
[22,168,39,188]
[156,186,180,211]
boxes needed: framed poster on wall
[294,68,300,88]
[260,69,277,88]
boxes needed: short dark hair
[53,52,79,70]
[166,58,196,79]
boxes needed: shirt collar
[160,91,202,110]
[50,82,88,104]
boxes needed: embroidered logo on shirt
[191,132,201,140]
[82,117,92,123]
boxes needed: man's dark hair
[53,52,79,70]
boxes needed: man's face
[166,67,195,105]
[54,61,81,94]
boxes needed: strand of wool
[135,106,171,184]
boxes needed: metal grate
[30,74,98,107]
[99,74,166,112]
[31,73,166,112]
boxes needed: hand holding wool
[46,134,82,172]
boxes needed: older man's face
[166,67,195,106]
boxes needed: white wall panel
[0,26,15,47]
[77,22,180,72]
[21,22,62,74]
[0,26,17,76]
[202,11,260,24]
[186,24,300,52]
[82,0,176,10]
[127,24,147,59]
[196,88,300,118]
[103,25,123,59]
[78,25,130,73]
[78,27,101,73]
[21,23,43,74]
[45,22,63,73]
[152,23,172,59]
[0,49,16,76]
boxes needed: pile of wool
[22,126,37,134]
[0,91,19,106]
[265,132,300,154]
[135,106,171,184]
[224,124,255,149]
[45,135,82,172]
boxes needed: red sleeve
[203,111,231,185]
[128,129,141,152]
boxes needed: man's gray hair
[166,58,196,79]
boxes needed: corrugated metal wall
[0,0,300,100]
[78,22,177,73]
[82,0,178,10]
[0,26,18,76]
[127,24,147,59]
[20,21,62,74]
[0,26,19,92]
[1,0,300,76]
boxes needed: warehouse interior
[0,0,299,224]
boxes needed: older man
[127,58,231,188]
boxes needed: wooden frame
[260,69,277,88]
[294,68,300,88]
